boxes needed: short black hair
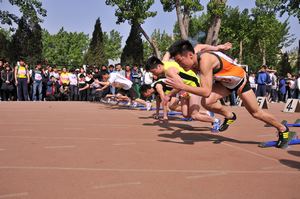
[168,40,195,57]
[140,84,152,94]
[145,56,163,71]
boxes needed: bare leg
[240,89,286,132]
[201,83,234,119]
[180,96,190,118]
[189,94,214,123]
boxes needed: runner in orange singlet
[166,40,295,149]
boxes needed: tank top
[17,66,27,78]
[162,61,200,87]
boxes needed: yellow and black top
[162,61,200,87]
[151,78,172,95]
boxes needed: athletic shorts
[227,77,251,94]
[117,87,138,100]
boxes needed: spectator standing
[115,63,125,77]
[68,68,78,101]
[14,58,30,101]
[31,62,43,101]
[1,64,14,101]
[296,74,300,99]
[278,77,287,102]
[78,74,89,101]
[124,65,131,80]
[248,73,256,93]
[108,65,114,74]
[60,67,70,86]
[131,65,142,98]
[255,65,271,97]
[269,71,278,103]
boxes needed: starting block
[259,138,300,148]
[139,107,162,111]
[180,117,192,121]
[168,111,182,116]
[281,119,300,127]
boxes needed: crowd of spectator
[0,58,155,102]
[0,58,299,105]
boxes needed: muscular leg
[189,94,214,123]
[180,96,189,118]
[169,97,181,112]
[240,89,286,132]
[201,83,234,119]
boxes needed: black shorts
[228,78,251,94]
[117,87,138,100]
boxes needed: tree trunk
[175,0,188,40]
[205,16,221,45]
[297,39,300,72]
[239,40,243,64]
[138,24,161,58]
[262,42,266,65]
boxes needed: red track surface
[0,102,299,199]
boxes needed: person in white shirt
[68,68,78,101]
[104,72,151,110]
[296,74,300,99]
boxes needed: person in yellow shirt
[14,57,30,101]
[60,67,70,85]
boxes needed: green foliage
[0,28,12,60]
[278,52,292,75]
[105,0,156,25]
[121,23,143,66]
[207,0,227,16]
[256,0,300,21]
[103,30,122,61]
[160,0,203,14]
[9,16,43,66]
[143,29,174,61]
[43,28,89,67]
[0,0,47,28]
[84,18,107,66]
[173,13,210,41]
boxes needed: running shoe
[211,118,221,133]
[276,126,296,149]
[219,112,237,132]
[146,102,152,111]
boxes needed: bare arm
[162,52,171,61]
[166,53,214,97]
[155,84,168,119]
[194,42,232,53]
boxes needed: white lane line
[10,129,33,132]
[0,136,155,142]
[113,143,136,146]
[0,166,299,175]
[261,165,286,170]
[186,172,227,179]
[44,145,76,149]
[0,192,28,198]
[194,133,279,163]
[257,134,274,137]
[62,128,84,130]
[92,182,141,189]
[0,148,6,151]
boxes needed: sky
[1,0,300,50]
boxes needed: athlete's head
[145,56,164,76]
[140,84,154,98]
[168,40,195,71]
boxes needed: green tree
[84,18,107,66]
[278,52,292,75]
[43,28,89,66]
[205,0,227,45]
[143,29,174,60]
[103,30,122,61]
[121,23,143,66]
[0,28,12,60]
[105,0,160,58]
[173,13,210,42]
[160,0,203,40]
[10,16,32,64]
[27,22,43,66]
[0,0,47,28]
[255,0,300,22]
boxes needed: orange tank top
[210,51,246,89]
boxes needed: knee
[190,113,198,120]
[251,109,263,119]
